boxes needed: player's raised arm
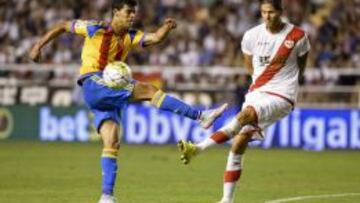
[142,18,177,47]
[29,21,72,62]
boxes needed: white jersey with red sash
[241,22,311,102]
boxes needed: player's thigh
[235,106,258,126]
[129,82,159,102]
[256,97,293,129]
[99,120,121,148]
[241,91,292,129]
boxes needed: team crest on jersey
[284,40,295,49]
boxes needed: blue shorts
[80,72,135,132]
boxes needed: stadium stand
[0,0,359,69]
[0,0,359,107]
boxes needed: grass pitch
[0,141,359,203]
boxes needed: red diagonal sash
[249,26,305,91]
[98,28,114,70]
[114,36,125,61]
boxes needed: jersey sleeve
[241,31,253,55]
[67,20,106,37]
[67,20,89,37]
[128,29,146,49]
[296,33,311,57]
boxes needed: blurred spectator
[0,0,359,85]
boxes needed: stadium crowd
[0,0,359,86]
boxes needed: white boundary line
[265,193,360,203]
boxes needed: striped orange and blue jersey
[67,20,146,76]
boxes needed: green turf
[0,141,359,203]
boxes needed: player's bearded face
[113,5,136,28]
[260,3,282,27]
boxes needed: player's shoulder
[78,20,109,37]
[75,20,107,27]
[286,22,304,31]
[126,28,144,42]
[246,23,265,34]
[286,23,307,40]
[243,23,266,39]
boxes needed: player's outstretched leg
[178,107,258,164]
[130,82,228,129]
[178,130,230,165]
[98,120,120,203]
[151,89,228,129]
[198,103,228,129]
[177,140,198,165]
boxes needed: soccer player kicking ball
[29,0,227,202]
[178,0,311,202]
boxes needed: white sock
[220,118,243,137]
[197,138,216,151]
[222,152,243,202]
[196,118,243,151]
[196,131,230,151]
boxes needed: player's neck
[266,21,285,34]
[111,22,128,36]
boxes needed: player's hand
[164,18,177,30]
[29,45,41,62]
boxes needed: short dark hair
[112,0,137,11]
[259,0,283,11]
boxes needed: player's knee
[236,107,257,126]
[102,140,120,158]
[231,127,255,154]
[112,141,120,149]
[103,137,120,149]
[239,125,257,135]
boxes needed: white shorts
[241,91,294,140]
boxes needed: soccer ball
[103,61,132,88]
